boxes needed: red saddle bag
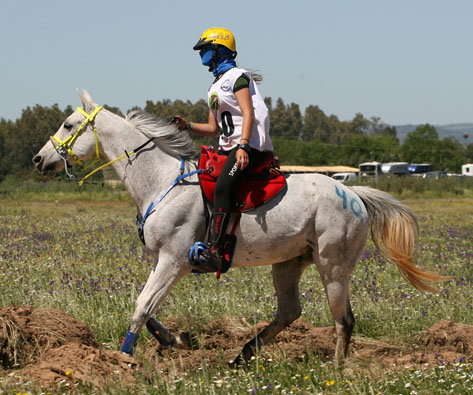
[197,146,286,212]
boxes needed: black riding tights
[214,147,268,212]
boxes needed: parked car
[332,172,357,183]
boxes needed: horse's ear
[77,89,97,112]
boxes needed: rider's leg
[202,148,242,269]
[193,147,267,270]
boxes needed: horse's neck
[98,116,183,213]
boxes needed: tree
[338,134,400,167]
[301,105,330,142]
[401,124,439,164]
[270,98,296,138]
[339,135,373,167]
[464,143,473,163]
[349,113,369,135]
[432,137,464,172]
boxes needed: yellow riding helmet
[193,27,236,52]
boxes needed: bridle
[51,106,155,186]
[51,106,102,183]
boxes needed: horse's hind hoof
[176,331,199,350]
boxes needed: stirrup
[188,241,221,273]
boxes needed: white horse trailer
[462,164,473,176]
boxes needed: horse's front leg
[121,250,190,354]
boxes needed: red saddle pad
[197,146,286,212]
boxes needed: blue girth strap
[136,159,205,244]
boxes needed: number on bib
[221,111,235,137]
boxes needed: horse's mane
[126,110,198,159]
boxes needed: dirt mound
[2,306,473,390]
[421,320,473,356]
[17,343,138,389]
[0,306,97,369]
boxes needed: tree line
[1,98,472,182]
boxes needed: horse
[33,90,444,366]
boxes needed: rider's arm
[234,86,253,144]
[234,83,254,170]
[174,111,219,137]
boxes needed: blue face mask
[200,48,213,67]
[199,46,237,77]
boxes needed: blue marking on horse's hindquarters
[120,330,139,355]
[335,185,363,218]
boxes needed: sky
[1,0,472,126]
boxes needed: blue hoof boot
[120,330,139,355]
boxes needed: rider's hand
[236,148,249,170]
[174,115,188,130]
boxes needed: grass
[0,182,472,393]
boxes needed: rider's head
[193,27,237,75]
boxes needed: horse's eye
[64,123,73,130]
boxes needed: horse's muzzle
[32,154,57,176]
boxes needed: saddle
[197,146,286,212]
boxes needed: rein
[52,106,155,186]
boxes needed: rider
[175,27,273,271]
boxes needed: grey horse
[33,90,444,366]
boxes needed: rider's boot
[189,210,230,272]
[204,210,230,270]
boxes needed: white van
[332,172,357,183]
[381,162,409,176]
[462,164,473,177]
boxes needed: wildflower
[304,376,309,380]
[65,370,73,376]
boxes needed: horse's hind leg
[232,257,310,365]
[315,229,367,366]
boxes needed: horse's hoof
[176,331,199,350]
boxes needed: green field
[0,182,472,393]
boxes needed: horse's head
[33,90,102,178]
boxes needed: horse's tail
[350,186,448,292]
